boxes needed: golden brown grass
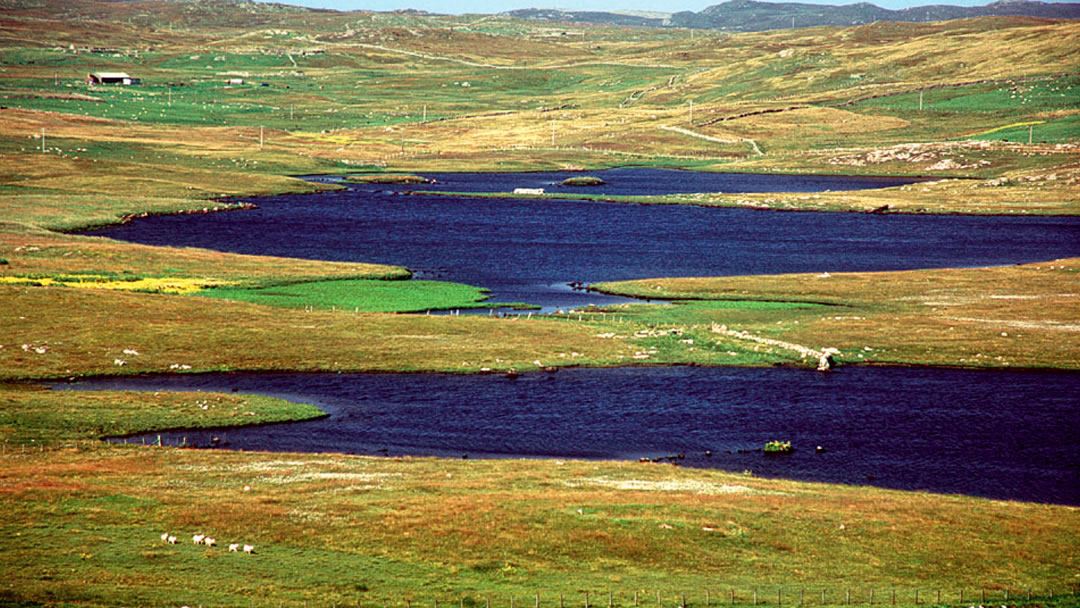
[0,221,407,284]
[595,258,1080,370]
[0,284,641,380]
[0,446,1076,606]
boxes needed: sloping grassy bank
[591,258,1080,371]
[1,446,1077,608]
[0,384,325,444]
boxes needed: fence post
[584,592,587,608]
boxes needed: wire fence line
[207,587,1077,608]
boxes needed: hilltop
[510,0,1080,30]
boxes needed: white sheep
[192,534,205,545]
[228,543,240,552]
[243,544,255,554]
[167,536,177,544]
[204,537,216,547]
[160,532,169,543]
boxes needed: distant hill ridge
[508,0,1080,31]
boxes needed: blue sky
[259,0,1057,16]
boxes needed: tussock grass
[0,447,1076,606]
[595,258,1080,370]
[0,385,324,443]
[0,284,641,381]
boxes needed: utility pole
[1029,124,1033,144]
[423,104,427,121]
[689,100,694,125]
[551,119,556,147]
[41,128,45,153]
[919,90,923,111]
[259,125,264,149]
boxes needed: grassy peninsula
[1,1,1078,605]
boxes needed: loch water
[90,168,1080,312]
[61,366,1080,505]
[79,169,1080,504]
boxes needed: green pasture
[970,113,1080,143]
[1,445,1077,607]
[0,386,325,444]
[201,278,536,313]
[850,76,1080,143]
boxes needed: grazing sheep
[167,536,177,544]
[192,534,205,545]
[204,537,216,547]
[160,532,170,543]
[229,543,240,552]
[243,544,255,554]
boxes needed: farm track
[659,124,763,155]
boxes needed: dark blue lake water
[91,168,1080,312]
[58,366,1080,505]
[81,168,1080,504]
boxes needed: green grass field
[202,278,535,313]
